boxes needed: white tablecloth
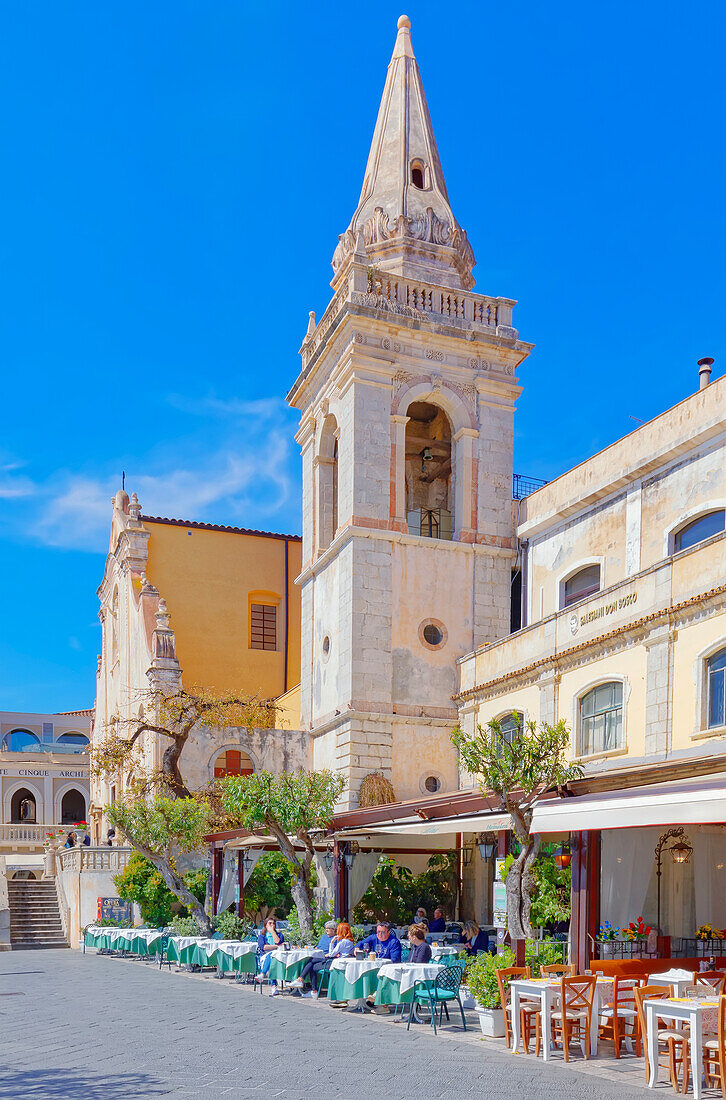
[270,947,325,966]
[331,958,383,982]
[377,962,443,994]
[215,940,257,958]
[431,944,459,960]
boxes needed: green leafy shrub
[243,852,294,921]
[285,903,334,946]
[169,914,204,936]
[465,949,515,1009]
[213,910,254,940]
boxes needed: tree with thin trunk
[220,770,345,940]
[92,687,275,934]
[452,718,582,940]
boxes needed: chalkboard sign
[97,897,132,923]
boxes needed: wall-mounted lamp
[553,843,572,870]
[477,835,497,861]
[322,847,335,873]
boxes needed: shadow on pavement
[0,1068,170,1098]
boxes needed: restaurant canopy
[532,773,726,834]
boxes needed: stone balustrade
[56,846,132,875]
[0,823,67,848]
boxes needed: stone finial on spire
[332,15,475,290]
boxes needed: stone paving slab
[0,949,675,1099]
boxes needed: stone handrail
[56,846,132,875]
[0,823,67,844]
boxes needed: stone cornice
[454,583,726,704]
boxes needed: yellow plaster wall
[673,616,726,749]
[144,522,302,699]
[391,724,459,801]
[474,684,542,731]
[274,683,301,730]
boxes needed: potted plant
[466,950,514,1037]
[622,917,651,956]
[596,921,619,958]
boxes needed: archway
[405,401,453,539]
[11,788,37,824]
[317,414,339,551]
[214,749,254,779]
[61,789,87,825]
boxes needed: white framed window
[672,509,725,554]
[708,648,726,729]
[561,564,601,609]
[498,711,524,746]
[579,682,623,756]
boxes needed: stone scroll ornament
[332,205,475,281]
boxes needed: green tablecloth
[327,967,379,1001]
[214,947,257,975]
[374,976,414,1006]
[268,956,307,982]
[166,940,198,965]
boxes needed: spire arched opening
[405,401,453,539]
[317,414,339,552]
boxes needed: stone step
[11,943,70,950]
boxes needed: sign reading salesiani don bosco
[570,591,638,635]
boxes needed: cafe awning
[337,811,511,842]
[532,773,726,833]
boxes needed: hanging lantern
[553,843,572,870]
[671,840,693,864]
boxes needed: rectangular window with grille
[250,603,277,650]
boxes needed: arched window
[214,750,254,779]
[110,588,119,664]
[61,789,86,825]
[499,711,524,746]
[411,160,426,189]
[2,729,40,752]
[580,682,623,757]
[708,648,726,729]
[674,510,725,553]
[405,401,453,540]
[56,733,89,751]
[11,788,37,823]
[318,414,339,551]
[562,564,601,608]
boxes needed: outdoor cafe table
[645,995,720,1100]
[327,958,383,1001]
[167,936,210,966]
[374,962,444,1006]
[213,941,257,976]
[85,927,161,954]
[510,977,615,1061]
[268,947,325,983]
[656,969,701,997]
[430,944,460,961]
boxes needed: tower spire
[332,15,475,290]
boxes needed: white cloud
[167,393,291,422]
[0,461,37,499]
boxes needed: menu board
[97,897,132,923]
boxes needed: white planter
[475,1006,506,1038]
[459,985,475,1010]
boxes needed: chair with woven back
[703,994,726,1097]
[496,966,539,1053]
[536,974,597,1061]
[633,984,690,1092]
[598,976,641,1058]
[694,971,726,995]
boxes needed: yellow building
[91,490,306,842]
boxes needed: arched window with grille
[579,682,623,756]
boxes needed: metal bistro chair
[157,935,173,971]
[406,965,467,1035]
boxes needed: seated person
[291,920,337,996]
[407,924,432,963]
[428,907,446,933]
[297,921,356,998]
[413,907,429,927]
[256,917,286,995]
[459,919,489,955]
[317,920,338,954]
[355,921,402,962]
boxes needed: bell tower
[288,15,532,808]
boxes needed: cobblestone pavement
[1,949,656,1099]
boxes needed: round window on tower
[322,634,331,660]
[420,773,443,795]
[418,618,447,650]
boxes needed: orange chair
[703,995,726,1097]
[536,975,596,1061]
[496,966,539,1053]
[633,985,689,1092]
[540,963,576,977]
[599,976,641,1058]
[695,971,726,995]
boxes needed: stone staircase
[8,879,68,949]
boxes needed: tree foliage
[353,854,459,925]
[243,852,294,922]
[452,718,582,939]
[221,769,345,938]
[113,852,206,927]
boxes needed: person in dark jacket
[355,921,402,962]
[407,924,432,963]
[459,920,489,955]
[428,908,446,933]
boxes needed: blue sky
[1,1,724,712]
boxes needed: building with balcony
[0,709,91,880]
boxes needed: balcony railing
[0,823,68,846]
[513,473,548,500]
[407,508,452,541]
[57,846,132,875]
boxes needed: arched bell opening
[405,401,453,540]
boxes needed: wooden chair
[633,985,689,1092]
[694,971,726,995]
[496,966,539,1053]
[540,963,576,977]
[703,995,726,1097]
[536,975,596,1061]
[599,976,640,1058]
